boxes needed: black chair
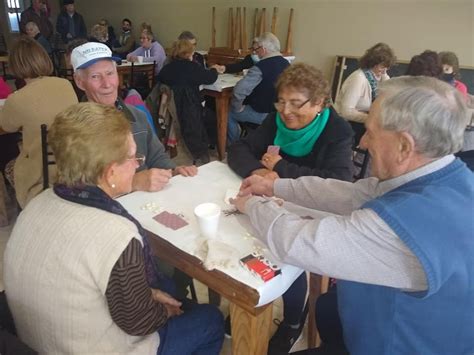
[352,146,370,181]
[130,61,156,98]
[40,124,55,190]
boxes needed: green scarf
[274,108,330,157]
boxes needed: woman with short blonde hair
[5,102,225,354]
[0,36,77,208]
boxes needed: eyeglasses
[274,98,311,112]
[250,46,262,52]
[126,153,146,167]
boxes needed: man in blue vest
[231,76,473,355]
[227,32,290,144]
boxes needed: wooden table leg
[215,91,231,161]
[230,302,272,355]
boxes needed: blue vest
[338,159,474,354]
[244,56,289,113]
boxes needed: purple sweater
[128,41,166,75]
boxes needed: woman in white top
[335,43,396,144]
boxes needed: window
[6,0,25,33]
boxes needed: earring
[111,183,116,189]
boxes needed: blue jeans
[157,299,224,355]
[227,105,268,144]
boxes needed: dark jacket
[228,108,354,180]
[157,59,218,158]
[20,7,53,39]
[225,55,254,74]
[56,11,87,43]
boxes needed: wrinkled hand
[132,168,172,192]
[260,153,282,170]
[173,165,198,177]
[210,64,225,74]
[264,171,280,181]
[151,289,183,318]
[230,195,252,214]
[251,168,273,177]
[239,174,274,197]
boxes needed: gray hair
[256,32,280,53]
[178,30,196,41]
[25,21,39,32]
[378,76,469,158]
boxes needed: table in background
[202,74,242,160]
[118,161,303,354]
[117,60,155,89]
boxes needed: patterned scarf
[54,183,161,288]
[363,69,379,102]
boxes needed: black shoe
[267,319,304,355]
[224,315,231,338]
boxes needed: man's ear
[73,72,85,91]
[398,131,416,163]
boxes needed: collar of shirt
[375,155,455,196]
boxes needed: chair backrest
[40,124,56,190]
[130,61,155,90]
[352,146,370,180]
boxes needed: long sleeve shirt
[128,42,167,75]
[244,155,456,292]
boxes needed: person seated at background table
[334,42,396,146]
[88,23,109,48]
[112,18,135,59]
[127,29,166,76]
[212,38,259,75]
[98,18,116,49]
[232,76,473,355]
[177,30,206,67]
[55,0,87,44]
[227,63,353,353]
[439,51,468,98]
[227,32,290,144]
[0,37,77,208]
[25,21,52,54]
[405,50,442,78]
[19,0,53,41]
[72,42,197,192]
[4,102,225,354]
[158,39,218,165]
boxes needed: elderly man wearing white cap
[71,42,197,192]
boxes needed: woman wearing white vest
[4,103,224,354]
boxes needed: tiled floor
[0,144,312,354]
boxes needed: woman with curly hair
[439,51,468,98]
[406,50,443,78]
[335,43,396,144]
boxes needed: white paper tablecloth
[118,161,303,306]
[201,74,242,92]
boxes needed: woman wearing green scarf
[227,63,353,354]
[228,63,353,181]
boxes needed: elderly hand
[251,168,273,177]
[173,165,198,177]
[260,153,282,170]
[239,174,275,197]
[151,289,183,318]
[230,195,253,214]
[132,168,172,191]
[210,64,225,74]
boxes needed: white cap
[70,42,121,71]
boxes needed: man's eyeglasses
[126,153,146,167]
[274,98,311,112]
[250,46,262,52]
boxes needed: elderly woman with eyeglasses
[4,102,224,354]
[227,63,353,353]
[228,62,353,181]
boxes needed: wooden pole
[271,7,278,34]
[212,7,216,47]
[233,8,239,49]
[285,8,294,54]
[236,7,241,49]
[227,8,233,47]
[252,8,259,40]
[243,7,248,49]
[261,8,266,35]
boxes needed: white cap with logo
[71,42,121,72]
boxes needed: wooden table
[118,162,303,354]
[117,61,155,89]
[202,74,242,160]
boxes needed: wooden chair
[352,147,370,181]
[130,61,156,90]
[40,124,55,190]
[307,273,330,348]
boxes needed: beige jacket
[0,77,78,207]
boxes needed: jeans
[227,105,268,144]
[157,300,224,355]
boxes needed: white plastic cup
[194,203,221,239]
[242,69,249,76]
[137,56,144,63]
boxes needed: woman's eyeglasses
[274,99,311,112]
[126,153,146,167]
